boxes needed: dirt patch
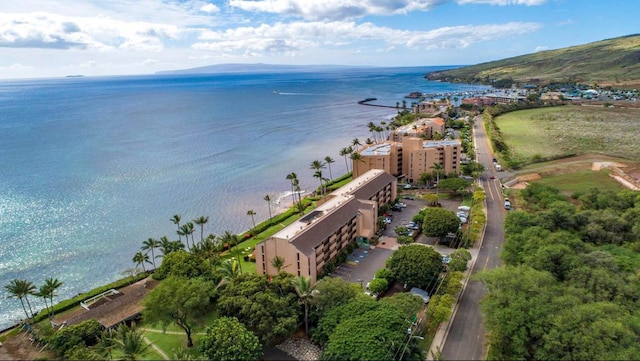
[0,331,55,360]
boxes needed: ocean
[0,66,490,329]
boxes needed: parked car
[403,184,412,189]
[504,198,511,210]
[397,202,407,208]
[391,205,403,212]
[442,255,452,264]
[403,195,414,200]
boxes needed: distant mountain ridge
[425,34,640,88]
[156,63,378,75]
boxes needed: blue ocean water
[0,66,490,328]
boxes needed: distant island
[425,34,640,88]
[65,75,85,78]
[156,63,378,75]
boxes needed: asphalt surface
[441,116,506,360]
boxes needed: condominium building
[352,142,402,178]
[402,139,461,183]
[353,137,461,183]
[390,117,445,142]
[255,169,397,285]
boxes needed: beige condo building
[255,169,397,285]
[353,138,461,183]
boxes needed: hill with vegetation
[425,34,640,88]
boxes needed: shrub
[374,268,394,283]
[368,278,389,295]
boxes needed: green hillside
[426,34,640,88]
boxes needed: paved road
[442,116,506,360]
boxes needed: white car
[397,202,407,208]
[403,184,412,189]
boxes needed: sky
[0,0,638,79]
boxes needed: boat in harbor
[273,90,279,94]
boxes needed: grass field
[531,169,623,194]
[495,105,640,163]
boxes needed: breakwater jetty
[357,98,397,108]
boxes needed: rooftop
[270,169,395,255]
[361,142,394,156]
[422,140,460,148]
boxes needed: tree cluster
[481,184,640,360]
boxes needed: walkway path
[140,327,206,335]
[142,336,170,360]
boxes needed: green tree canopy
[320,307,410,361]
[310,277,360,315]
[143,276,214,347]
[386,244,443,290]
[216,273,298,345]
[368,278,388,295]
[422,208,460,239]
[437,178,471,194]
[152,250,212,281]
[197,317,263,361]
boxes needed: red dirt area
[0,331,55,360]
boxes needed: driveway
[331,193,463,287]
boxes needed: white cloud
[534,45,548,52]
[457,0,546,5]
[557,18,575,26]
[194,20,541,56]
[200,3,221,13]
[79,60,97,68]
[405,22,542,49]
[227,0,448,20]
[0,63,32,70]
[141,58,159,65]
[0,12,180,51]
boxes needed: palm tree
[193,216,209,244]
[141,238,159,269]
[264,194,273,226]
[339,147,351,173]
[246,209,257,233]
[310,159,326,173]
[42,277,62,319]
[270,255,288,273]
[170,214,182,242]
[286,172,299,207]
[97,329,116,360]
[191,235,220,267]
[35,285,50,320]
[219,231,243,274]
[158,236,172,257]
[367,121,377,142]
[186,222,196,249]
[132,251,151,273]
[313,170,324,195]
[5,280,30,320]
[350,152,364,177]
[115,322,149,361]
[351,138,361,151]
[292,276,314,336]
[176,224,189,247]
[294,181,304,214]
[431,163,444,195]
[324,156,335,180]
[179,223,196,251]
[216,259,241,288]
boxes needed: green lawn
[531,169,623,194]
[495,105,640,162]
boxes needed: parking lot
[330,191,463,287]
